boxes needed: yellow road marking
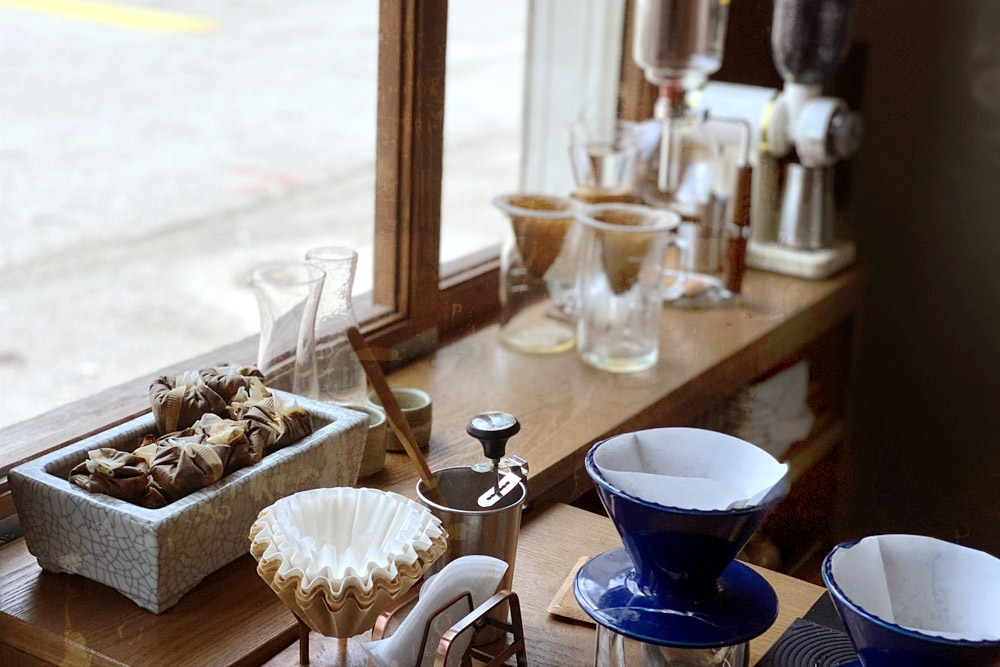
[0,0,215,33]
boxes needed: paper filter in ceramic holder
[822,534,1000,667]
[586,427,788,598]
[249,487,448,638]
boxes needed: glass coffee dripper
[492,194,577,354]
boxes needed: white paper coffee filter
[593,428,788,511]
[830,534,1000,641]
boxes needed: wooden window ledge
[0,266,864,521]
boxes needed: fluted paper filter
[249,487,448,637]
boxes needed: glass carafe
[305,246,368,407]
[251,262,325,398]
[596,625,748,667]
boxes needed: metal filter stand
[369,580,528,667]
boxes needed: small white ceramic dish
[349,404,387,478]
[249,487,448,638]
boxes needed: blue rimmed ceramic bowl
[584,428,789,599]
[822,535,1000,667]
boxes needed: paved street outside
[0,0,525,429]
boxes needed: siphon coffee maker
[631,0,752,307]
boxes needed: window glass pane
[0,1,378,429]
[440,0,528,265]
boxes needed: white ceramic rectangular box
[8,391,367,614]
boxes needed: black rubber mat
[755,593,858,667]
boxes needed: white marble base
[746,239,856,280]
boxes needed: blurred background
[835,0,1000,558]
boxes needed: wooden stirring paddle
[345,327,443,503]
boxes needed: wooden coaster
[546,556,595,626]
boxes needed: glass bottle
[305,246,368,407]
[251,262,325,398]
[596,624,748,667]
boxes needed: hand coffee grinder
[696,0,864,279]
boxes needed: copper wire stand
[369,582,528,667]
[293,584,527,666]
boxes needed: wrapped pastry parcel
[227,378,274,420]
[147,435,230,503]
[179,414,258,474]
[199,364,268,403]
[69,448,149,504]
[241,395,313,456]
[150,370,227,434]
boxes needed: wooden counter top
[1,504,825,666]
[0,266,860,665]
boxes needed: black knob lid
[467,412,520,461]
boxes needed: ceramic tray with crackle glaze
[8,390,367,614]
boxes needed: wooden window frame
[1,1,649,518]
[366,0,501,356]
[0,0,498,517]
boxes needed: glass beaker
[569,115,639,204]
[575,204,680,373]
[305,246,368,407]
[596,625,749,667]
[492,194,578,354]
[251,262,325,398]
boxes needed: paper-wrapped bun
[242,395,313,456]
[69,448,149,503]
[199,364,268,403]
[150,370,227,434]
[178,414,258,474]
[147,435,230,503]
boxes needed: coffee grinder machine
[695,0,863,279]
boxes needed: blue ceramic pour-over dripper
[822,535,1000,667]
[584,428,789,600]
